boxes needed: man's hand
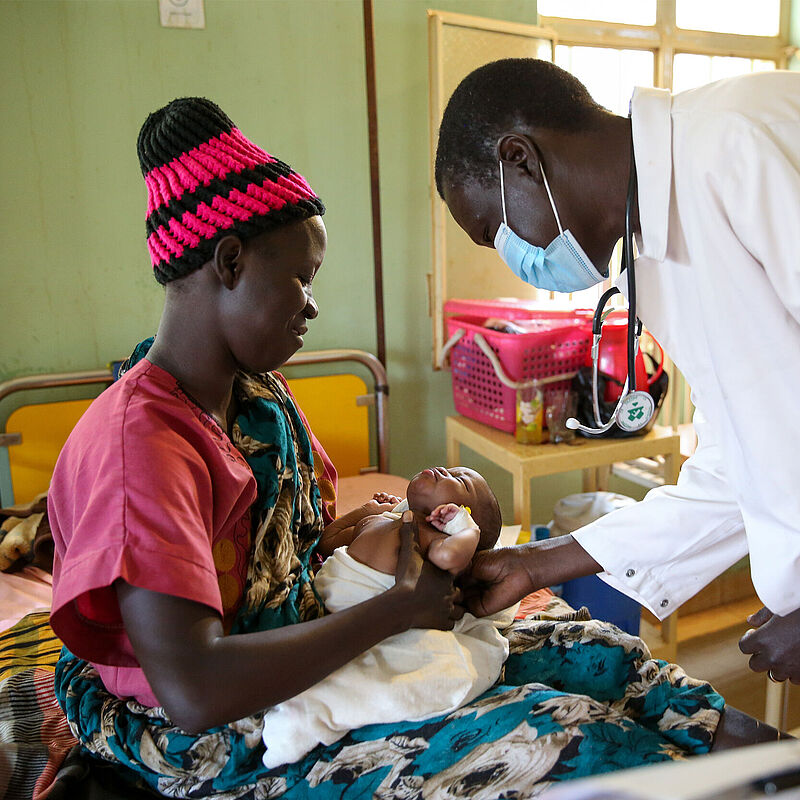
[460,546,536,617]
[739,605,800,683]
[459,535,603,618]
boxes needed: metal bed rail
[285,348,389,474]
[0,348,390,474]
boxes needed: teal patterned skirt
[55,613,724,799]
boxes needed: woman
[49,97,735,799]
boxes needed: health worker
[436,59,800,684]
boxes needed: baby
[261,466,514,769]
[343,464,502,577]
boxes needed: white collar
[630,86,673,263]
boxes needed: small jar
[515,382,543,444]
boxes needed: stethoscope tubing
[568,135,651,436]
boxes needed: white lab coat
[572,72,800,620]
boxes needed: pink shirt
[49,359,256,706]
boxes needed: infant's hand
[373,491,403,505]
[427,503,461,531]
[354,499,394,518]
[334,499,394,529]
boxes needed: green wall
[6,1,794,525]
[1,0,553,523]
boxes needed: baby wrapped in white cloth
[261,466,516,769]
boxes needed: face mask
[494,161,608,293]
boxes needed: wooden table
[445,415,682,660]
[446,415,681,533]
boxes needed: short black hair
[471,481,502,551]
[435,58,607,197]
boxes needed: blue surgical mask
[494,161,608,293]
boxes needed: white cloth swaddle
[260,504,515,769]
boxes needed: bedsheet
[0,612,76,799]
[0,592,722,799]
[0,591,584,799]
[0,569,53,633]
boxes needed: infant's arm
[373,491,403,505]
[317,501,394,558]
[345,514,402,575]
[426,504,480,575]
[427,529,480,575]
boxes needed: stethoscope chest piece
[615,390,655,432]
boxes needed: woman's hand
[739,605,800,683]
[391,511,462,630]
[116,516,461,733]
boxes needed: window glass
[676,0,781,36]
[555,45,654,116]
[672,53,777,94]
[551,46,653,304]
[538,0,656,25]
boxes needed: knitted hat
[137,97,325,284]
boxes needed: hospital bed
[1,349,734,797]
[0,347,564,798]
[0,348,409,510]
[0,347,413,798]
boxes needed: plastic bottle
[515,382,543,444]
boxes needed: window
[676,0,781,37]
[672,54,776,94]
[538,0,656,26]
[554,46,654,116]
[538,0,791,307]
[537,0,791,421]
[539,0,791,93]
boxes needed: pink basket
[444,300,593,434]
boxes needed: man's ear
[212,235,244,289]
[497,133,544,185]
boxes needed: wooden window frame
[539,0,794,88]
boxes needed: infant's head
[406,466,501,550]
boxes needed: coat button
[660,599,669,608]
[626,569,635,577]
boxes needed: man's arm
[463,534,602,617]
[465,414,747,619]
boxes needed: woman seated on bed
[48,97,782,800]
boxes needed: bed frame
[0,348,396,508]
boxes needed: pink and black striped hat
[137,97,325,284]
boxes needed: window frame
[538,1,794,426]
[539,0,794,88]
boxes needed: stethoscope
[565,141,655,435]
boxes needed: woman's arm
[117,513,459,733]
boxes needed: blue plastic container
[561,574,641,636]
